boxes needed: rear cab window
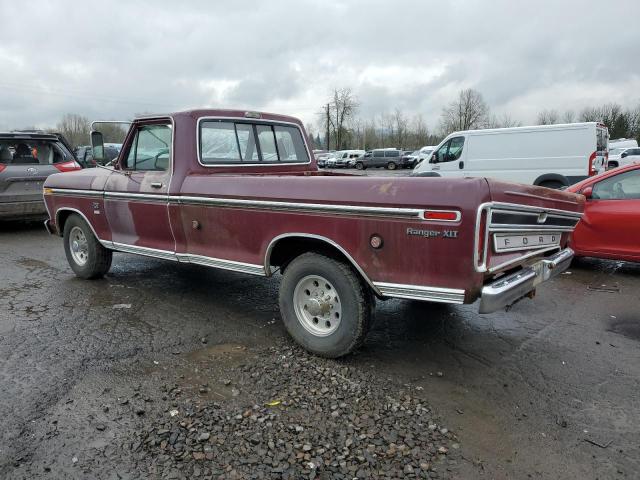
[199,120,309,165]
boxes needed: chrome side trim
[264,233,381,295]
[48,189,449,222]
[105,192,168,203]
[175,195,425,219]
[55,208,102,240]
[109,242,178,261]
[374,282,466,304]
[196,116,313,168]
[176,253,265,276]
[51,188,102,198]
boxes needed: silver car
[0,132,79,220]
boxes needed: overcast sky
[1,0,639,132]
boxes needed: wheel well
[266,235,378,294]
[56,210,75,236]
[533,173,569,187]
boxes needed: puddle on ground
[16,257,52,270]
[147,343,252,401]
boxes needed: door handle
[150,182,163,189]
[459,161,464,169]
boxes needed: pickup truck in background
[43,109,584,357]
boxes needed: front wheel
[279,252,373,358]
[63,214,112,279]
[355,162,364,170]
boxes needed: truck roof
[137,109,304,127]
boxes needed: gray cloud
[0,0,638,132]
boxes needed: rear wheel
[538,180,565,189]
[279,252,372,358]
[386,162,397,170]
[63,214,112,279]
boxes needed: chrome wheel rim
[69,226,89,266]
[293,275,342,337]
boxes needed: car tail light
[54,160,81,172]
[0,163,5,173]
[422,210,460,221]
[476,209,488,268]
[588,151,597,176]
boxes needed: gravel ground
[2,215,639,479]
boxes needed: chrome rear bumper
[478,248,574,314]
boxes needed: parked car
[412,123,609,188]
[43,109,583,357]
[75,144,121,167]
[567,163,640,262]
[0,132,80,220]
[333,149,365,168]
[401,150,420,169]
[414,146,437,167]
[355,149,403,170]
[607,147,640,170]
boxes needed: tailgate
[477,179,584,275]
[0,164,55,203]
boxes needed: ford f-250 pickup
[42,109,584,357]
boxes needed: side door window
[592,170,640,200]
[125,124,171,172]
[433,140,451,163]
[446,137,464,161]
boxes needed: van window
[373,150,384,157]
[385,150,400,158]
[434,137,464,163]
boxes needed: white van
[412,123,609,188]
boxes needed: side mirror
[429,153,437,164]
[581,186,593,199]
[621,152,628,158]
[90,131,105,164]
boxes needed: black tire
[386,162,397,170]
[279,252,373,358]
[538,180,565,189]
[355,162,365,170]
[63,214,112,279]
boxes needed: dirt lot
[1,175,639,478]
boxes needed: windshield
[609,148,625,156]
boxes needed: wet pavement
[1,218,639,479]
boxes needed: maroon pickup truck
[43,109,584,357]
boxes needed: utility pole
[325,103,330,150]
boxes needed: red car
[567,163,640,262]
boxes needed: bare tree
[485,113,521,129]
[55,113,90,148]
[327,88,358,150]
[562,110,576,123]
[439,89,489,135]
[536,109,560,125]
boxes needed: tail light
[54,160,81,172]
[0,163,5,173]
[476,209,488,268]
[588,151,597,176]
[422,210,461,221]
